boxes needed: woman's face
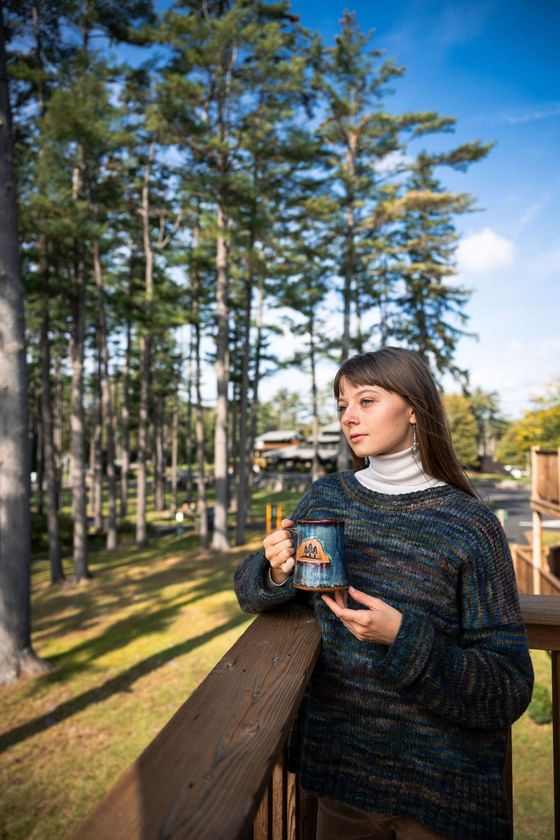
[336,377,415,458]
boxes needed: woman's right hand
[263,518,295,584]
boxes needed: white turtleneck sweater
[355,446,446,495]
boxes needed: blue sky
[264,0,560,419]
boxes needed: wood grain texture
[520,594,560,650]
[72,606,320,840]
[72,592,560,840]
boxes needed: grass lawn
[0,529,258,839]
[513,649,554,840]
[0,486,556,839]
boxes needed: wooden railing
[72,605,321,840]
[513,544,560,596]
[73,597,560,840]
[519,595,560,840]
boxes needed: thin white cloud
[499,102,560,125]
[512,198,549,234]
[457,228,515,275]
[469,101,560,128]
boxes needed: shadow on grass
[43,567,238,684]
[0,611,249,754]
[31,539,243,658]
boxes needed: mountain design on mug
[296,537,331,565]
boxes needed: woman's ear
[409,408,416,425]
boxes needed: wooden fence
[532,448,560,516]
[529,448,560,578]
[72,596,560,840]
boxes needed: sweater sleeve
[233,547,299,613]
[233,489,314,614]
[371,512,534,730]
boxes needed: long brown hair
[333,347,478,498]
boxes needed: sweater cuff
[374,609,434,689]
[266,567,293,587]
[254,557,296,604]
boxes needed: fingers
[321,588,403,645]
[347,585,380,609]
[279,556,295,574]
[321,589,348,616]
[263,522,295,569]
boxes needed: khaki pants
[316,796,451,840]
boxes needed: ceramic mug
[292,519,348,591]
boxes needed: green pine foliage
[4,0,495,561]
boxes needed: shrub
[527,682,553,725]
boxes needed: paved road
[472,480,560,545]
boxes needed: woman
[234,347,533,840]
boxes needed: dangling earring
[412,424,418,456]
[363,456,369,466]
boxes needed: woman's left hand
[322,585,403,646]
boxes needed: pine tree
[158,0,310,549]
[315,12,454,466]
[9,0,70,582]
[0,0,48,683]
[387,145,491,381]
[276,185,337,482]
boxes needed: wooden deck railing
[73,596,560,840]
[513,544,560,596]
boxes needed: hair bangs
[333,353,395,400]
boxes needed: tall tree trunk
[69,143,89,580]
[70,246,89,580]
[229,376,239,510]
[53,352,63,506]
[185,349,194,503]
[338,156,356,472]
[119,315,131,518]
[34,398,44,514]
[191,219,208,548]
[0,6,48,680]
[194,315,208,549]
[93,239,117,549]
[136,143,155,546]
[91,370,103,533]
[248,273,265,518]
[162,415,169,508]
[170,393,178,515]
[40,304,63,582]
[235,275,253,545]
[31,0,62,578]
[309,320,321,483]
[211,202,230,551]
[154,393,165,511]
[136,332,149,546]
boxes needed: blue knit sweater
[233,471,533,840]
